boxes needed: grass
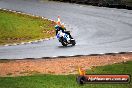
[0,61,132,88]
[86,61,132,74]
[0,9,55,45]
[0,59,14,63]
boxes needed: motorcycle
[56,30,76,46]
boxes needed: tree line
[49,0,132,9]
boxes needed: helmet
[55,25,59,30]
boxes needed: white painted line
[80,6,83,7]
[27,42,31,44]
[114,52,119,53]
[21,42,25,44]
[49,37,53,39]
[17,12,21,14]
[52,56,57,58]
[9,10,12,11]
[12,11,16,13]
[69,55,75,56]
[4,44,9,46]
[36,16,39,18]
[45,38,49,40]
[34,40,38,42]
[13,43,17,46]
[27,14,31,16]
[99,53,105,54]
[21,13,26,14]
[40,39,44,41]
[44,18,47,19]
[3,9,7,10]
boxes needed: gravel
[0,53,132,77]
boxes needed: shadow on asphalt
[58,45,75,48]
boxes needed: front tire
[61,38,68,46]
[61,42,68,46]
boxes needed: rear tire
[71,40,76,46]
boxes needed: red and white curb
[2,37,56,46]
[0,8,68,47]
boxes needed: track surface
[0,0,132,59]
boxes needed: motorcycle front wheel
[61,41,68,46]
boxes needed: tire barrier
[50,0,132,9]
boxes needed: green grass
[0,59,13,63]
[0,9,55,45]
[0,61,132,88]
[86,61,132,74]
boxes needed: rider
[55,16,73,39]
[55,24,73,39]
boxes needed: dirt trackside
[0,53,132,77]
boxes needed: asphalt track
[0,0,132,59]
